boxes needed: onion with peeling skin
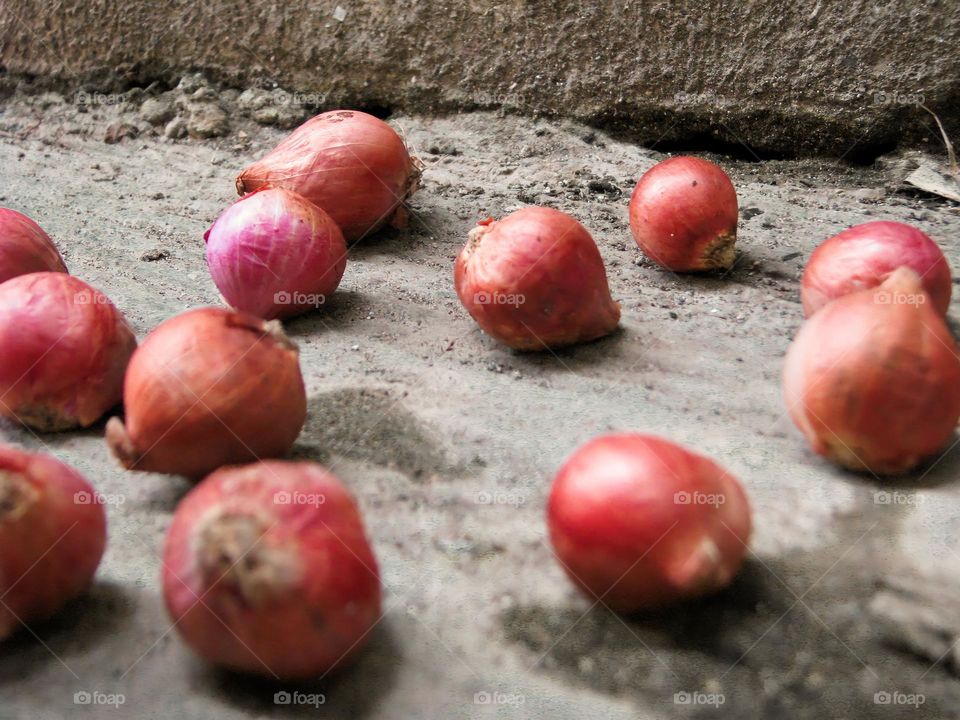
[455,207,621,351]
[205,188,347,320]
[629,156,739,272]
[0,273,136,431]
[0,209,67,284]
[785,267,960,475]
[106,307,306,478]
[548,433,752,613]
[163,460,381,679]
[802,220,952,317]
[0,445,107,639]
[235,110,422,242]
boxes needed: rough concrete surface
[0,82,960,720]
[2,1,959,156]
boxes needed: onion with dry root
[205,187,347,320]
[163,460,381,679]
[629,156,739,272]
[0,273,136,431]
[784,267,960,474]
[0,208,67,284]
[455,207,621,350]
[548,433,752,613]
[0,445,107,639]
[106,308,306,478]
[802,220,952,317]
[235,110,421,241]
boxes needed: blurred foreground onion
[784,267,960,474]
[0,273,135,430]
[163,461,381,679]
[0,445,107,639]
[0,208,67,284]
[548,433,751,612]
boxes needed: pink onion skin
[629,156,739,272]
[0,209,67,284]
[106,308,306,479]
[785,268,960,475]
[205,188,347,320]
[235,111,421,242]
[455,207,621,351]
[163,461,381,679]
[0,445,107,640]
[802,221,952,317]
[0,273,136,431]
[548,434,751,613]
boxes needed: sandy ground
[1,85,960,719]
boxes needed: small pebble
[140,96,175,125]
[184,103,229,138]
[853,187,886,202]
[103,122,138,144]
[140,249,170,262]
[164,117,187,139]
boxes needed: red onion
[106,308,306,478]
[629,156,739,271]
[163,460,381,679]
[0,445,107,639]
[802,220,952,317]
[0,273,136,431]
[548,433,751,612]
[455,207,621,350]
[785,267,960,474]
[205,188,347,320]
[0,209,67,284]
[236,110,421,241]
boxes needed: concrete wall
[2,0,958,156]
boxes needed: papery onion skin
[0,445,107,639]
[163,460,381,679]
[802,221,952,317]
[455,207,621,351]
[235,110,421,242]
[628,156,739,272]
[785,267,960,475]
[106,308,306,478]
[205,188,347,320]
[548,433,751,613]
[0,273,136,431]
[0,209,67,284]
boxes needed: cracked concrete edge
[1,0,958,157]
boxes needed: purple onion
[205,188,347,320]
